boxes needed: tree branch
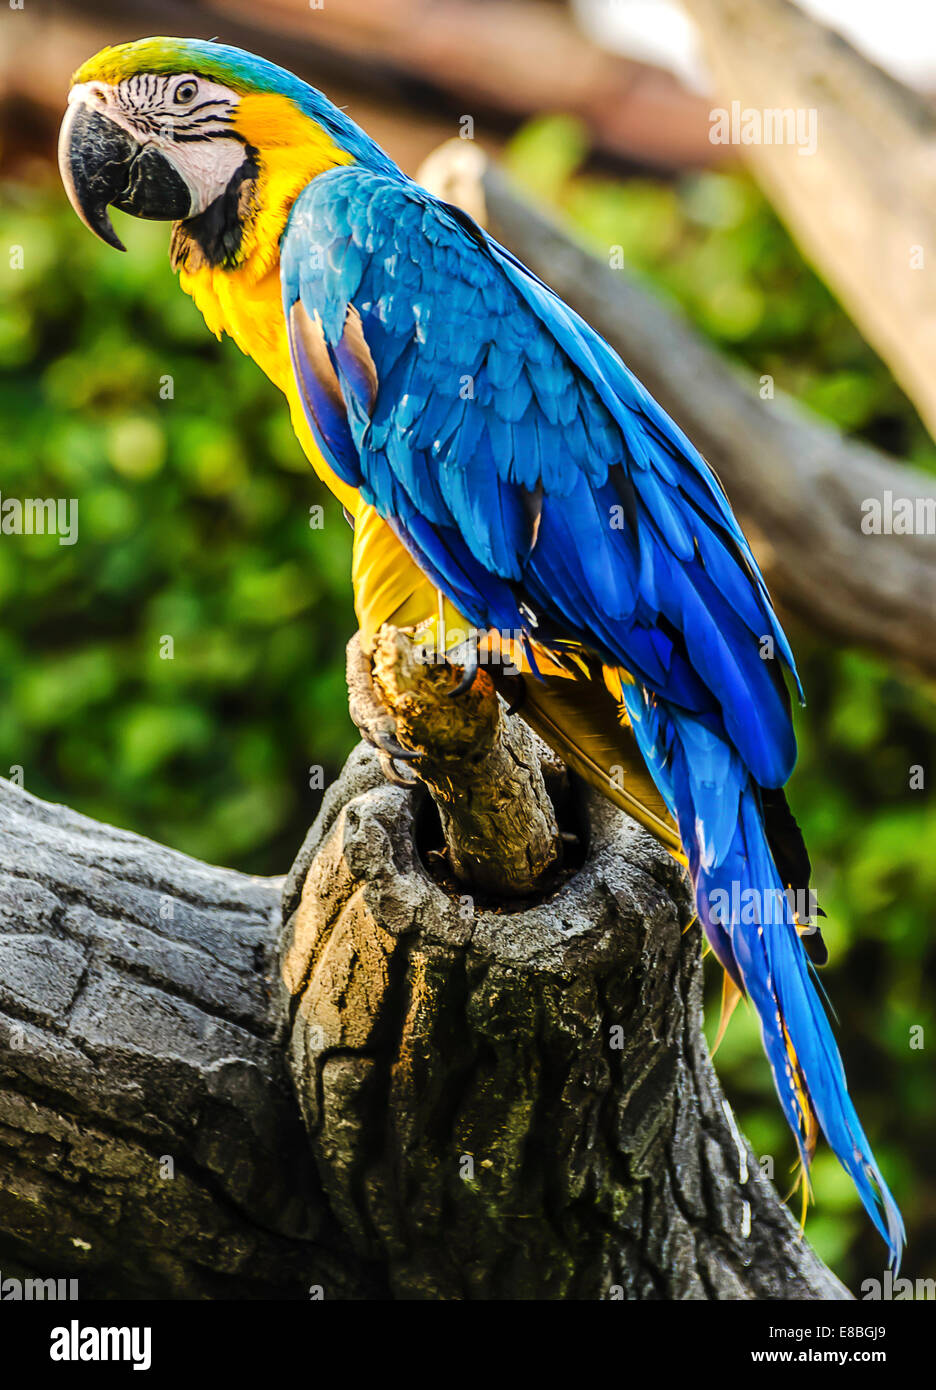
[0,779,367,1298]
[682,0,936,442]
[363,627,561,897]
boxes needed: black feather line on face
[169,145,260,271]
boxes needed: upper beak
[58,97,193,251]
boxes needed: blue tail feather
[623,686,905,1266]
[708,790,904,1265]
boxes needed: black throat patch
[170,147,260,272]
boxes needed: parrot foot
[346,632,421,787]
[372,729,421,788]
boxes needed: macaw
[58,36,902,1263]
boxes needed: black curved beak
[58,100,193,252]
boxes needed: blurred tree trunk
[683,0,936,442]
[6,0,724,177]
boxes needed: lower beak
[58,100,193,251]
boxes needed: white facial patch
[155,135,248,217]
[67,74,248,217]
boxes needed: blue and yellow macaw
[58,36,903,1263]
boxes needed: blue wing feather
[283,174,797,766]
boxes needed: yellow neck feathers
[230,93,353,280]
[173,92,352,386]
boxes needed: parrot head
[58,36,391,265]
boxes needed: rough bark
[415,141,936,682]
[366,626,561,897]
[0,777,374,1299]
[0,760,850,1299]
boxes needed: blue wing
[281,165,798,791]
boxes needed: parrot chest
[178,256,463,647]
[180,260,290,389]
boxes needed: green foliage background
[1,119,933,1290]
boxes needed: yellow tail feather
[489,653,687,862]
[711,972,743,1057]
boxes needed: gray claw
[447,637,479,698]
[374,729,421,762]
[378,751,421,787]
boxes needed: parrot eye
[173,79,199,105]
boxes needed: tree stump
[0,751,850,1298]
[281,745,848,1299]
